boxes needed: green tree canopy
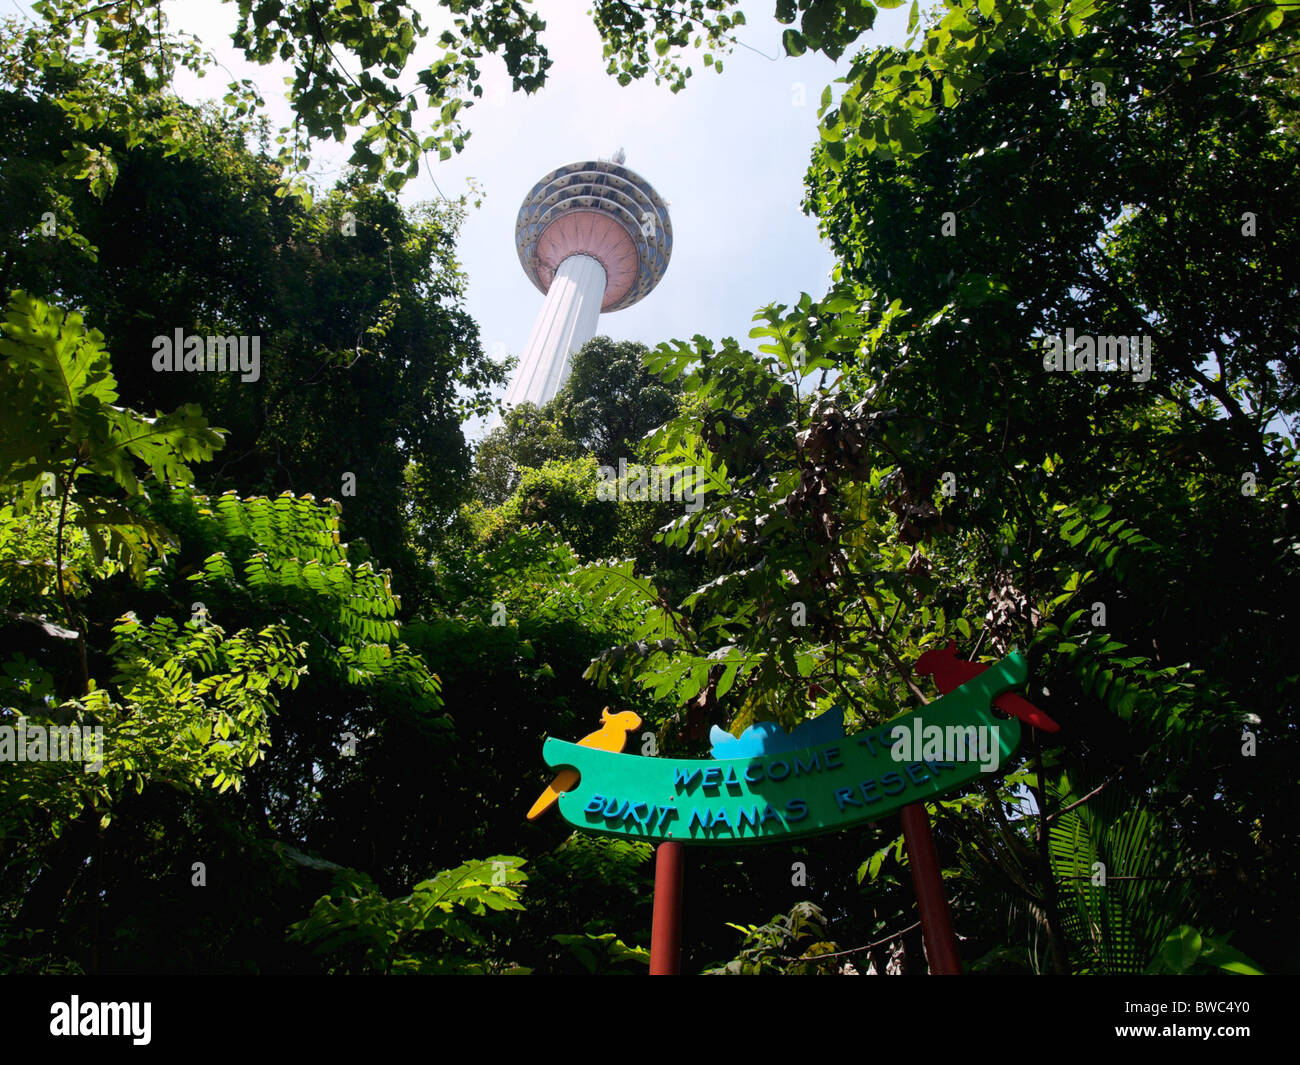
[570,0,1300,972]
[1,22,507,590]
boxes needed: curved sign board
[543,653,1029,845]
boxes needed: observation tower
[505,152,672,409]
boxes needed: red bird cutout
[914,641,1060,733]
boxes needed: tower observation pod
[505,155,672,409]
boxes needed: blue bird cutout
[709,706,845,760]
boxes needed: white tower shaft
[505,253,607,409]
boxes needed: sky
[128,0,916,439]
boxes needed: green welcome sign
[541,652,1029,846]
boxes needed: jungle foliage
[1,0,1296,975]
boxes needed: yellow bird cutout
[527,708,643,821]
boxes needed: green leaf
[1197,936,1265,975]
[1158,925,1202,973]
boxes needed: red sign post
[649,841,685,975]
